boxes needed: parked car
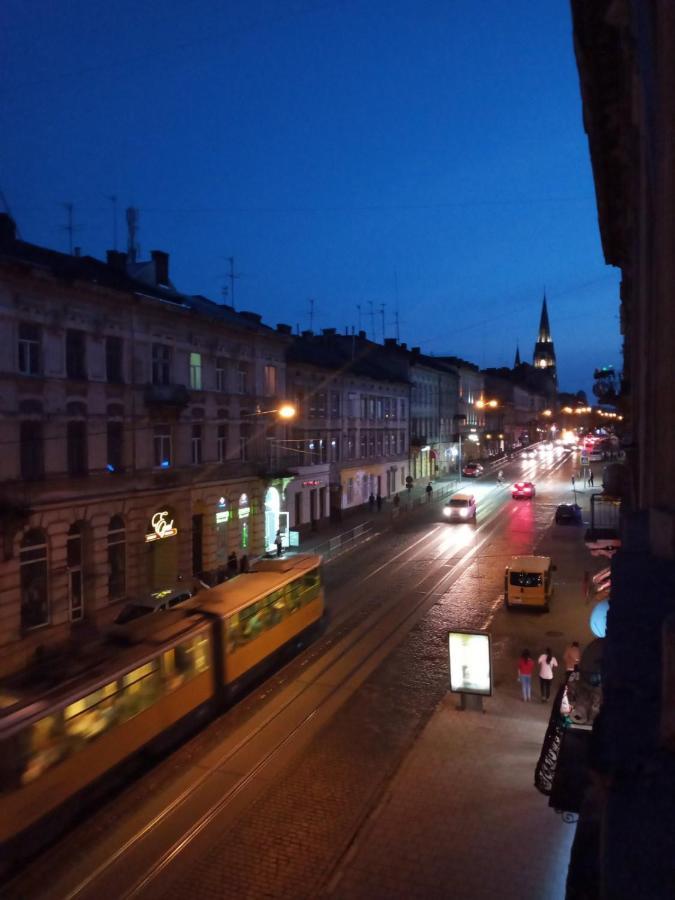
[462,462,484,477]
[442,493,477,523]
[555,503,583,525]
[521,449,536,459]
[113,581,207,625]
[512,481,536,499]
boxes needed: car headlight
[459,508,468,517]
[443,507,451,517]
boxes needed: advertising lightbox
[448,630,492,696]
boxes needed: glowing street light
[250,403,296,419]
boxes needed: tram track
[7,453,572,900]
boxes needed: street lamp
[247,403,296,419]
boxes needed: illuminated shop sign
[302,480,323,487]
[448,630,492,696]
[145,510,178,543]
[215,511,229,524]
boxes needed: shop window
[108,515,126,601]
[18,322,41,375]
[107,421,124,472]
[20,529,49,630]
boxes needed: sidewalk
[328,485,595,899]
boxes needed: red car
[512,481,536,499]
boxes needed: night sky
[1,0,621,398]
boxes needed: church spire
[533,293,557,387]
[538,294,552,343]
[514,344,521,367]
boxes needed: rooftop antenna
[126,206,139,263]
[107,195,118,250]
[368,301,375,338]
[356,303,362,332]
[394,270,400,341]
[379,303,386,343]
[61,202,82,255]
[309,297,315,332]
[227,256,241,311]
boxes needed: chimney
[358,330,366,339]
[301,329,314,338]
[384,338,397,348]
[151,250,169,285]
[0,214,17,244]
[411,346,420,354]
[322,327,336,336]
[239,310,262,324]
[106,250,128,270]
[400,342,407,350]
[276,323,292,334]
[73,247,81,257]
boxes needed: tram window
[20,713,65,786]
[164,635,211,690]
[64,681,117,746]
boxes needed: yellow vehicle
[504,555,555,611]
[0,554,324,869]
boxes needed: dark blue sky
[1,0,621,397]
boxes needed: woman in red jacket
[517,649,534,701]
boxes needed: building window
[400,399,406,419]
[359,431,367,458]
[107,421,124,472]
[309,392,327,419]
[264,364,277,396]
[217,423,227,463]
[153,425,172,468]
[237,362,250,394]
[216,357,227,392]
[152,343,171,385]
[368,432,375,457]
[189,352,202,390]
[239,421,251,461]
[67,421,88,476]
[18,323,41,375]
[108,515,126,601]
[20,529,49,630]
[330,391,340,419]
[105,336,124,383]
[67,522,85,622]
[329,436,340,462]
[20,421,44,480]
[66,329,87,380]
[191,424,203,464]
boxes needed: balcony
[144,383,190,411]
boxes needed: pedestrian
[563,641,581,673]
[393,493,400,509]
[227,552,238,578]
[376,493,382,512]
[517,649,534,702]
[588,469,594,487]
[425,482,433,502]
[571,474,576,488]
[368,492,375,512]
[537,647,558,701]
[239,553,250,574]
[275,529,283,557]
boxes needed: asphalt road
[5,446,587,900]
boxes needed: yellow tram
[0,554,323,866]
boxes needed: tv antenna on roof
[61,202,83,255]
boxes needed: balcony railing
[144,383,190,408]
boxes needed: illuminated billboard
[448,630,492,696]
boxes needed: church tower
[533,294,557,386]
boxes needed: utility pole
[126,206,139,262]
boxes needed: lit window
[189,352,202,390]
